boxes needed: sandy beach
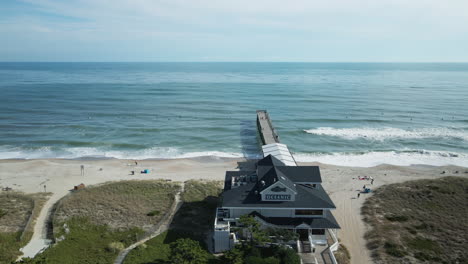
[1,157,467,263]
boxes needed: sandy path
[19,192,64,259]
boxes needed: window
[311,229,325,235]
[295,209,323,216]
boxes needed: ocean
[0,62,467,167]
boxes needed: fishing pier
[256,110,296,166]
[256,110,280,145]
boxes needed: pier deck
[256,110,280,145]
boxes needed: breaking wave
[304,127,468,141]
[293,150,468,167]
[0,146,260,160]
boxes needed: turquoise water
[1,62,467,166]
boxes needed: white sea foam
[304,127,468,141]
[0,146,256,160]
[293,150,468,167]
[1,145,466,168]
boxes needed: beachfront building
[213,153,340,258]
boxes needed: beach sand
[1,158,466,263]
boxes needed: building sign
[265,194,291,200]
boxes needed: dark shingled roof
[221,183,336,209]
[222,155,336,211]
[257,154,285,167]
[275,166,322,183]
[250,211,340,229]
[258,166,297,193]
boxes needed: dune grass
[22,217,144,264]
[0,192,49,264]
[361,176,468,264]
[124,180,223,264]
[53,180,180,233]
[22,180,180,264]
[334,244,351,264]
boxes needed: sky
[1,0,468,62]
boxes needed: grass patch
[23,217,144,264]
[405,237,441,253]
[0,232,22,264]
[23,180,179,264]
[334,244,351,264]
[384,242,406,258]
[124,180,223,264]
[0,209,7,219]
[362,176,468,263]
[147,210,160,217]
[54,180,180,233]
[0,192,50,263]
[181,180,223,203]
[384,214,409,222]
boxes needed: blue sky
[1,0,467,62]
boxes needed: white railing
[214,215,230,231]
[308,234,315,252]
[328,249,338,264]
[296,239,302,253]
[327,229,339,264]
[328,229,339,252]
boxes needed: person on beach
[80,165,84,176]
[371,178,374,185]
[357,192,360,198]
[363,185,366,189]
[135,160,138,166]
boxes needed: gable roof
[257,154,285,167]
[275,166,322,183]
[221,183,336,209]
[258,165,297,193]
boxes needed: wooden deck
[256,110,280,145]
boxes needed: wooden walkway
[256,110,280,145]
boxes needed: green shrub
[405,237,441,253]
[385,214,409,222]
[384,242,406,258]
[107,241,125,253]
[146,210,160,216]
[245,256,280,264]
[169,238,209,264]
[0,209,7,218]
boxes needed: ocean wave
[0,146,260,160]
[304,127,468,141]
[293,150,468,167]
[0,145,467,167]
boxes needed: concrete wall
[213,229,231,253]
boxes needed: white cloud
[1,0,467,61]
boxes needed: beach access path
[19,192,64,259]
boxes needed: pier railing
[256,110,280,145]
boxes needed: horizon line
[1,61,468,63]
